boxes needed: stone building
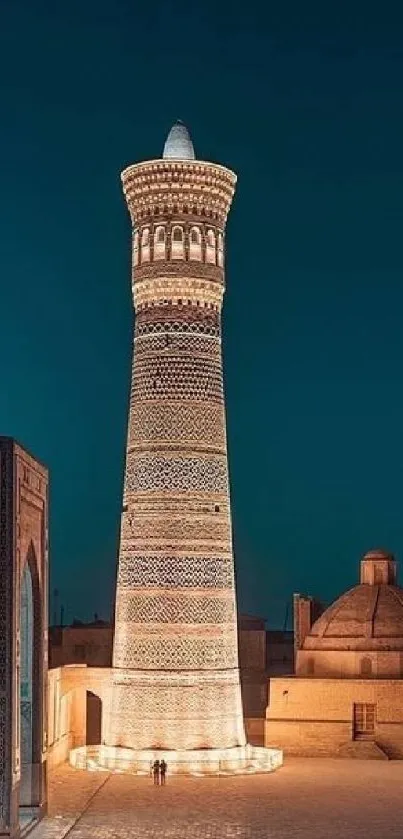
[265,550,403,758]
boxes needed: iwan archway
[0,439,48,838]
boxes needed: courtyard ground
[28,758,403,839]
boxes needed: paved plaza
[28,758,403,839]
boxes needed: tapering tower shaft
[108,126,246,751]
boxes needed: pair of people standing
[151,759,167,785]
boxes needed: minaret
[106,121,247,754]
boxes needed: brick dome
[303,550,403,652]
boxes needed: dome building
[265,550,403,758]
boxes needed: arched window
[189,226,202,261]
[360,657,373,677]
[205,228,216,264]
[154,226,166,261]
[173,227,183,242]
[133,231,139,266]
[171,225,184,259]
[141,227,150,263]
[217,232,224,267]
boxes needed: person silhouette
[153,759,160,785]
[160,759,167,785]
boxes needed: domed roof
[303,550,403,652]
[163,121,195,160]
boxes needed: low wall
[265,677,403,757]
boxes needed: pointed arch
[189,226,202,261]
[171,225,184,260]
[141,227,150,263]
[154,226,166,261]
[205,228,217,264]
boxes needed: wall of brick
[265,677,403,757]
[297,649,403,679]
[47,666,112,769]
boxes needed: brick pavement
[29,759,403,839]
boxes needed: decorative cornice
[121,159,236,227]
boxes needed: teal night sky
[1,1,403,626]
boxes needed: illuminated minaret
[107,122,246,753]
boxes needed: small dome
[163,121,195,160]
[363,548,394,562]
[303,583,403,652]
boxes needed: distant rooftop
[163,120,196,160]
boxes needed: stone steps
[336,741,389,760]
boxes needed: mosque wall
[265,677,403,757]
[297,649,403,679]
[47,666,112,770]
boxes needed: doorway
[19,545,42,824]
[19,560,35,823]
[86,691,102,745]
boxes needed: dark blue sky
[1,1,403,626]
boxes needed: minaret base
[69,743,283,776]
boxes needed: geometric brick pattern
[107,136,246,752]
[116,555,235,589]
[128,402,226,448]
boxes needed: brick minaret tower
[107,122,246,754]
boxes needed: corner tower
[108,121,246,753]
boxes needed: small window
[154,226,166,261]
[141,228,150,247]
[217,232,224,267]
[353,703,376,739]
[205,228,216,264]
[171,226,185,259]
[207,229,215,248]
[189,226,202,261]
[214,505,220,513]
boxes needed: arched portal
[19,542,43,818]
[20,562,34,801]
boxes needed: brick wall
[265,677,403,757]
[47,666,112,769]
